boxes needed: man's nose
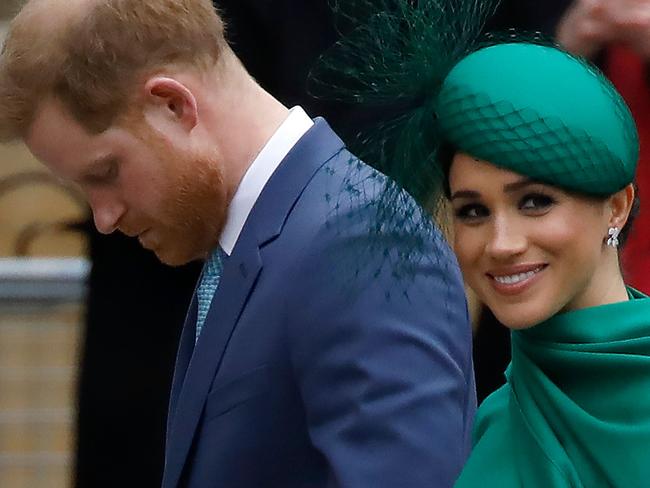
[90,193,126,235]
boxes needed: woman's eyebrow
[503,178,537,193]
[450,190,480,201]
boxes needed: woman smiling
[449,155,635,329]
[440,43,650,487]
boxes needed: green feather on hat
[312,0,639,212]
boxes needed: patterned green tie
[195,249,223,343]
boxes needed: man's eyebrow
[450,190,480,201]
[80,155,118,181]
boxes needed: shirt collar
[218,106,314,255]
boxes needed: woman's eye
[455,203,489,220]
[519,193,555,212]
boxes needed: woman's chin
[488,302,553,330]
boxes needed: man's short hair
[0,0,228,141]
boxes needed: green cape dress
[456,288,650,487]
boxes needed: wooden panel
[0,144,88,258]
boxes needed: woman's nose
[485,217,527,260]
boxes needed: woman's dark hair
[437,141,456,200]
[439,143,640,249]
[618,183,640,248]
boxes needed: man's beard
[126,126,229,266]
[153,152,228,266]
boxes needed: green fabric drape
[456,288,650,487]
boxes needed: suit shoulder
[294,149,455,263]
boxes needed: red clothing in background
[606,46,650,293]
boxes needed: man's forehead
[26,98,111,173]
[28,98,86,146]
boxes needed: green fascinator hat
[437,43,639,195]
[313,0,640,215]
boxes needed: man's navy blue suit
[162,119,476,488]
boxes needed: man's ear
[607,183,635,230]
[142,76,198,133]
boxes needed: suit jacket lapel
[166,291,198,439]
[162,119,345,487]
[163,240,262,488]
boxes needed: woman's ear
[607,183,635,230]
[142,76,199,134]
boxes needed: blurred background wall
[0,1,22,18]
[0,2,89,487]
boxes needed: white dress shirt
[218,106,314,255]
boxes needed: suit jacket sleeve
[286,194,476,487]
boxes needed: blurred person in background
[0,1,475,487]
